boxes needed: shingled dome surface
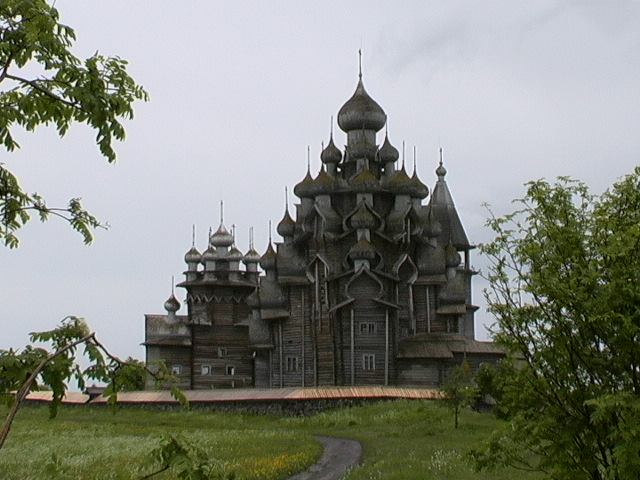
[338,78,386,132]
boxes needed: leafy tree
[0,0,148,247]
[0,317,186,452]
[473,361,515,419]
[472,168,640,480]
[443,360,478,429]
[142,435,235,480]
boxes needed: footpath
[288,436,362,480]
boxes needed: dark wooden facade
[144,72,503,389]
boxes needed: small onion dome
[445,244,462,268]
[350,202,378,230]
[260,243,277,271]
[277,209,295,238]
[246,290,260,308]
[202,245,217,263]
[211,224,234,247]
[424,217,442,239]
[227,245,243,262]
[379,135,399,164]
[321,136,342,164]
[338,77,387,132]
[348,238,378,261]
[308,168,335,196]
[243,247,261,264]
[384,167,413,195]
[409,171,429,198]
[293,170,315,198]
[184,246,201,264]
[164,294,180,313]
[350,168,380,193]
[436,162,447,178]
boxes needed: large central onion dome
[337,77,386,133]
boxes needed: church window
[359,322,376,334]
[201,365,212,376]
[225,365,235,376]
[171,365,182,375]
[217,347,227,358]
[286,356,299,372]
[362,354,375,371]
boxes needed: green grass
[0,400,543,479]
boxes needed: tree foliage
[473,167,640,480]
[0,0,148,247]
[142,435,235,480]
[443,360,478,429]
[0,317,184,452]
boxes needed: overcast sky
[2,1,639,360]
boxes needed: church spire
[337,51,387,133]
[436,147,447,178]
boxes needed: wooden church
[143,66,503,390]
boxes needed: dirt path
[288,436,362,480]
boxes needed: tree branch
[0,331,94,450]
[4,73,81,110]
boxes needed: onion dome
[385,166,413,195]
[202,245,217,263]
[409,170,429,199]
[321,136,342,164]
[350,168,380,193]
[164,294,180,313]
[184,246,201,264]
[379,134,399,164]
[338,77,387,133]
[243,247,261,264]
[211,224,234,247]
[259,243,277,271]
[350,202,378,230]
[308,167,335,196]
[277,209,295,238]
[227,244,243,262]
[424,216,442,239]
[293,169,315,198]
[445,244,462,268]
[436,161,447,178]
[246,290,260,308]
[348,238,378,261]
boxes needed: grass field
[0,400,543,479]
